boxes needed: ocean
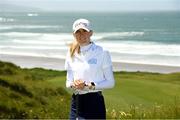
[0,12,180,67]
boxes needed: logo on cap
[75,22,88,28]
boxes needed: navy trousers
[70,92,106,119]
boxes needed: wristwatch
[90,82,95,90]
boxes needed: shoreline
[1,54,180,73]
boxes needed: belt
[73,90,102,95]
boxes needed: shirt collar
[80,42,93,52]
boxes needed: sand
[1,54,180,73]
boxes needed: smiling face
[73,29,93,46]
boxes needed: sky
[2,0,180,12]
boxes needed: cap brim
[73,26,90,33]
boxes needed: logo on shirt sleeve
[88,58,97,64]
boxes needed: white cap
[72,18,92,33]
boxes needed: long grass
[0,61,70,119]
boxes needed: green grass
[0,60,180,119]
[104,72,180,119]
[0,61,70,119]
[48,71,180,119]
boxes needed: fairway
[48,71,180,119]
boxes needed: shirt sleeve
[102,50,113,69]
[66,69,74,88]
[65,51,73,88]
[94,50,115,89]
[94,66,115,89]
[64,51,72,70]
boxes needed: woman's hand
[72,79,85,90]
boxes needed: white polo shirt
[65,42,115,94]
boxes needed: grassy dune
[0,61,70,119]
[0,60,180,119]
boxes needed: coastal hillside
[0,60,180,119]
[0,60,70,119]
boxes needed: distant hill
[0,3,42,12]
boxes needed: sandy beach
[1,54,180,73]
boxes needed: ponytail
[69,40,80,58]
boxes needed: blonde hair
[69,40,80,58]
